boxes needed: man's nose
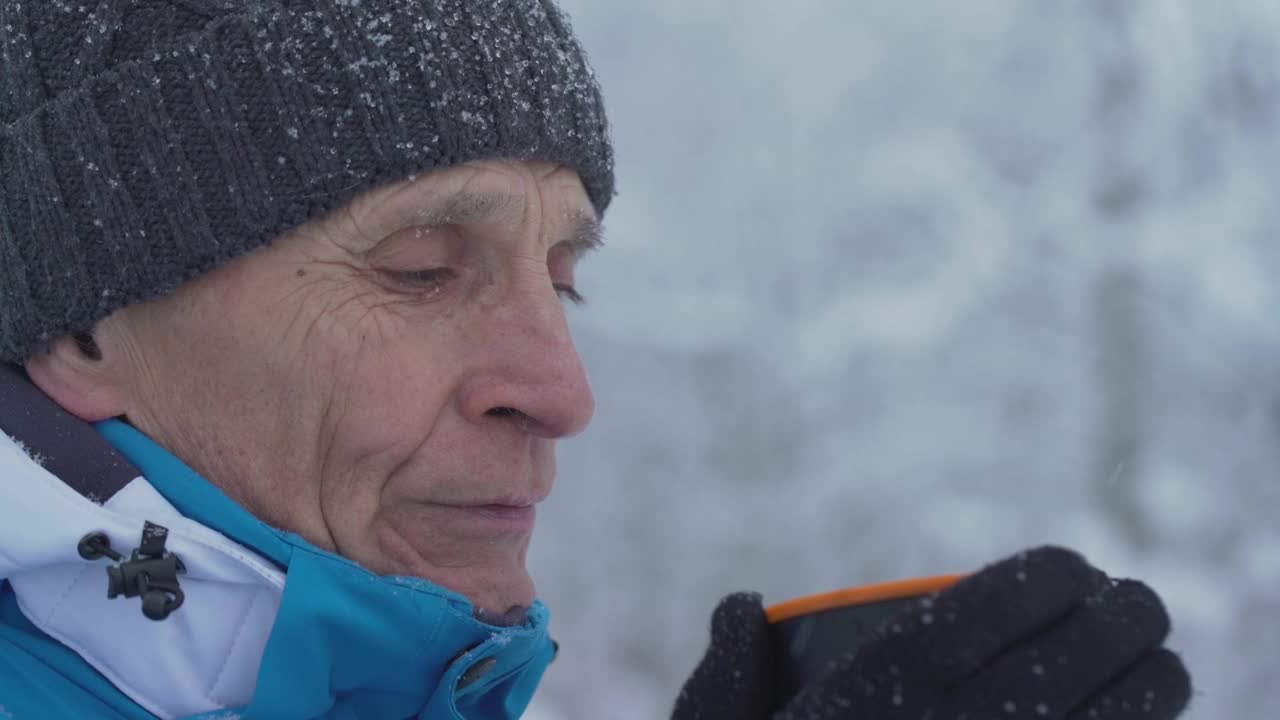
[455,281,595,440]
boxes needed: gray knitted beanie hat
[0,0,614,363]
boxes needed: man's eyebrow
[558,212,605,257]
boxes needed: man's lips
[467,504,536,522]
[425,499,540,533]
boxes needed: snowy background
[526,2,1280,718]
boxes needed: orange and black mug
[766,574,964,707]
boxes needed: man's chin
[455,566,535,617]
[366,515,538,615]
[449,567,538,623]
[473,602,536,627]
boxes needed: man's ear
[25,331,129,422]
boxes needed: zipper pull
[78,521,186,621]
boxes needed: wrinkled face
[109,160,598,617]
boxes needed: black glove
[672,546,1191,720]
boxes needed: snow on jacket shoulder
[0,365,555,720]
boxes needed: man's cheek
[324,341,452,459]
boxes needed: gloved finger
[671,592,775,720]
[1064,649,1191,720]
[936,579,1172,719]
[860,546,1109,688]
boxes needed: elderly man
[0,2,1190,719]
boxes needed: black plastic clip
[78,521,186,621]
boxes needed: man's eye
[391,268,457,293]
[554,283,586,305]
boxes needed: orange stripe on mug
[765,574,967,624]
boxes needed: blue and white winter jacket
[0,366,556,719]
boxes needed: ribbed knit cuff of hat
[0,0,614,363]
